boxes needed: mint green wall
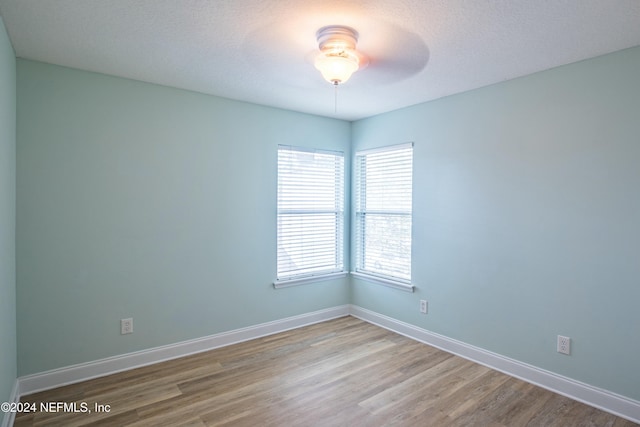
[0,17,17,409]
[351,46,640,400]
[14,44,640,403]
[16,60,351,375]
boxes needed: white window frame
[275,145,346,288]
[353,142,414,292]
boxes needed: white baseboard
[349,305,640,424]
[18,305,350,396]
[1,379,19,427]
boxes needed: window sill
[273,271,348,289]
[350,272,415,293]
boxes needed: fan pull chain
[334,81,338,114]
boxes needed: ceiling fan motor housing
[316,25,359,52]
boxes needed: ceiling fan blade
[357,28,430,85]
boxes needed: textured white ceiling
[1,0,639,120]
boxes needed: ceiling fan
[242,17,429,94]
[310,23,429,88]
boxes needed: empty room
[1,1,639,426]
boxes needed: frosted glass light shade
[314,51,359,85]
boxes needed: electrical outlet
[557,335,570,355]
[420,300,428,314]
[121,318,133,335]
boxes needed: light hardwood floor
[14,316,638,426]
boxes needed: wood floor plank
[368,360,493,424]
[359,355,464,414]
[14,316,638,426]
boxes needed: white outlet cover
[557,335,571,355]
[121,318,133,335]
[420,300,428,314]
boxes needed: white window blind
[355,143,413,284]
[277,145,345,282]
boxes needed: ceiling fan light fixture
[314,25,362,85]
[314,50,359,85]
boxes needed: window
[354,143,413,290]
[276,145,345,286]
